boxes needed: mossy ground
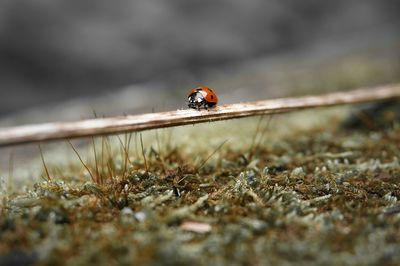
[1,104,399,265]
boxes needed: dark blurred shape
[0,250,38,266]
[342,100,400,130]
[0,0,399,116]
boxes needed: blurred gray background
[0,0,400,126]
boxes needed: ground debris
[180,221,212,233]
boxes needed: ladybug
[188,86,218,110]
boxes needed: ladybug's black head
[188,91,205,109]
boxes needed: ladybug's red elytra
[188,86,218,110]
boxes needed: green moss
[1,105,400,265]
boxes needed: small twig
[0,84,399,146]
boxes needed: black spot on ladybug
[211,95,214,99]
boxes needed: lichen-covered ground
[1,104,400,266]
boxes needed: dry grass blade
[249,111,275,160]
[249,115,264,155]
[116,134,133,176]
[0,84,399,146]
[67,140,95,183]
[8,150,14,190]
[196,139,229,172]
[92,137,100,184]
[155,130,166,173]
[140,133,148,172]
[38,144,51,181]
